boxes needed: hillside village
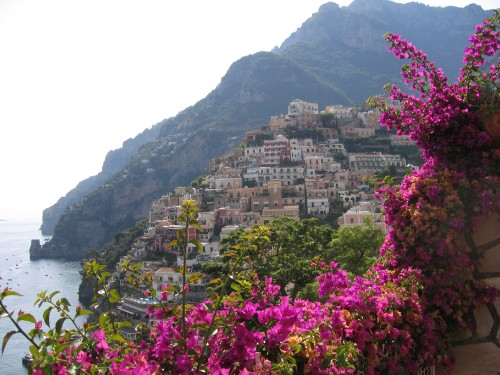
[107,98,419,325]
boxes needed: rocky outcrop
[30,238,83,261]
[78,277,97,307]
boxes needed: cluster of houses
[113,99,415,327]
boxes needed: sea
[0,221,85,375]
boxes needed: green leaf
[55,317,66,334]
[17,313,37,324]
[1,290,22,298]
[29,345,38,359]
[99,312,109,327]
[2,330,17,354]
[191,222,202,232]
[224,252,237,258]
[108,289,120,304]
[207,278,221,285]
[43,307,53,327]
[117,321,133,329]
[187,273,204,284]
[53,341,72,352]
[293,344,302,354]
[168,240,180,248]
[109,333,124,343]
[49,291,60,299]
[76,309,93,316]
[190,239,204,253]
[37,290,47,299]
[60,297,71,308]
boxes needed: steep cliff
[40,124,162,235]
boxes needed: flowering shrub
[1,12,499,375]
[374,10,500,371]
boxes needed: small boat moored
[22,352,33,366]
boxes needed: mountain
[41,125,161,235]
[37,0,493,259]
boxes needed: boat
[22,352,33,366]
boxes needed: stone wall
[437,214,500,374]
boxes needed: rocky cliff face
[41,124,161,235]
[40,0,493,259]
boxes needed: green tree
[328,219,384,276]
[264,217,334,301]
[332,152,347,163]
[320,112,336,128]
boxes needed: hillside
[39,0,493,259]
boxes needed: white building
[324,105,354,118]
[288,99,319,116]
[320,138,347,155]
[307,197,330,216]
[243,166,305,186]
[289,139,302,162]
[348,153,406,172]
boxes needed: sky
[0,0,497,222]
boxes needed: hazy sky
[0,0,497,222]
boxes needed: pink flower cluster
[381,17,499,171]
[375,13,499,371]
[34,269,430,374]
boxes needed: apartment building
[348,153,406,172]
[304,156,341,177]
[306,198,330,216]
[214,176,243,189]
[281,184,305,206]
[341,125,376,138]
[289,139,302,161]
[243,166,305,186]
[320,138,347,155]
[259,205,300,225]
[324,104,354,118]
[358,110,381,128]
[262,135,291,166]
[288,99,319,116]
[338,202,387,232]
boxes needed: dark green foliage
[265,217,334,301]
[284,126,326,142]
[332,153,347,162]
[88,220,147,268]
[320,112,336,128]
[390,144,423,166]
[202,217,382,301]
[327,220,385,276]
[247,133,274,146]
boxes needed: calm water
[0,221,84,375]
